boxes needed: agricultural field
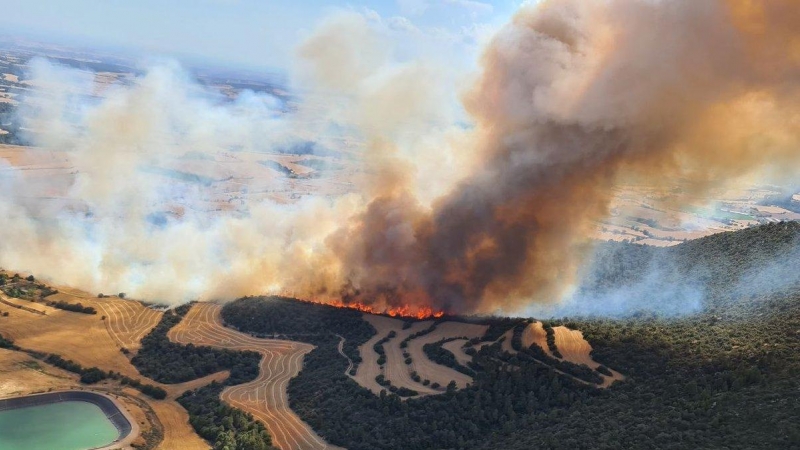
[168,303,337,450]
[0,288,208,449]
[1,222,800,449]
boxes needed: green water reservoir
[0,400,119,450]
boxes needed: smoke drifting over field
[2,1,800,314]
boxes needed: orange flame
[324,299,445,319]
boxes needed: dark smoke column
[331,0,800,315]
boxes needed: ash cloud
[3,2,800,314]
[329,0,800,314]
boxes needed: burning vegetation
[324,299,445,320]
[1,0,800,317]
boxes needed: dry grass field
[0,294,143,380]
[0,289,213,449]
[47,285,163,353]
[380,320,439,395]
[147,400,210,450]
[441,339,472,366]
[0,347,192,450]
[96,298,162,352]
[168,303,340,450]
[500,328,516,354]
[0,347,79,397]
[352,314,405,394]
[404,321,487,389]
[552,326,624,387]
[521,321,553,357]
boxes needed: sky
[0,0,522,72]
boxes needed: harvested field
[553,326,624,387]
[442,339,471,366]
[521,321,553,357]
[381,320,439,395]
[95,299,162,352]
[0,293,210,449]
[169,303,340,450]
[0,296,143,380]
[353,316,488,395]
[47,287,162,353]
[162,370,230,400]
[352,314,405,395]
[404,321,487,389]
[0,348,79,398]
[500,329,516,354]
[148,399,210,450]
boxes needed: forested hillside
[223,222,800,450]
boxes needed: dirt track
[336,335,353,375]
[168,303,341,450]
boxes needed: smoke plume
[2,1,800,314]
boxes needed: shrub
[80,367,108,384]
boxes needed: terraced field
[95,299,162,352]
[381,320,439,395]
[352,315,494,396]
[168,303,341,450]
[404,321,487,389]
[351,315,406,395]
[46,286,164,353]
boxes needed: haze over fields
[1,1,800,318]
[1,2,800,450]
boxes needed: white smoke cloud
[0,12,472,306]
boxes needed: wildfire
[325,299,445,319]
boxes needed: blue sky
[0,0,522,71]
